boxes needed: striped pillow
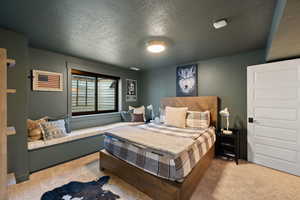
[40,120,67,141]
[186,111,210,129]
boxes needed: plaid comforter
[104,123,215,181]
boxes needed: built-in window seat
[28,122,143,150]
[28,122,144,174]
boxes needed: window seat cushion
[28,122,144,150]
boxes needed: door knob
[248,117,254,123]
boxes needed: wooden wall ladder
[0,48,16,200]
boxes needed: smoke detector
[213,19,228,29]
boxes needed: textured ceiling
[267,0,300,61]
[0,0,276,69]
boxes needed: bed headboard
[160,96,219,128]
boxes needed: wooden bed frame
[100,96,219,200]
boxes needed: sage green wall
[28,48,142,129]
[140,50,266,159]
[0,28,29,182]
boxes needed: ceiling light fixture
[213,19,228,29]
[129,67,140,71]
[146,41,167,53]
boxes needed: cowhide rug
[41,176,120,200]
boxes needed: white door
[247,59,300,176]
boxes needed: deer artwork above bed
[176,64,198,97]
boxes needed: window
[71,69,119,116]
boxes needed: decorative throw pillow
[40,120,67,141]
[28,128,43,142]
[129,106,145,121]
[131,113,145,122]
[186,111,210,129]
[145,104,154,122]
[159,107,166,123]
[27,117,48,141]
[120,110,134,122]
[165,106,188,128]
[48,115,71,133]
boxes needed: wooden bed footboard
[100,144,215,200]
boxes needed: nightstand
[216,129,240,165]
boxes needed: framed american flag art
[32,70,63,91]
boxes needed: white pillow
[165,106,188,128]
[129,106,145,121]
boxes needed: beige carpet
[8,153,300,200]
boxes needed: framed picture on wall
[126,79,137,102]
[176,64,198,96]
[32,70,63,91]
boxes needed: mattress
[104,123,215,181]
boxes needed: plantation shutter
[72,75,96,113]
[98,78,117,111]
[71,69,119,115]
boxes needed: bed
[100,96,219,200]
